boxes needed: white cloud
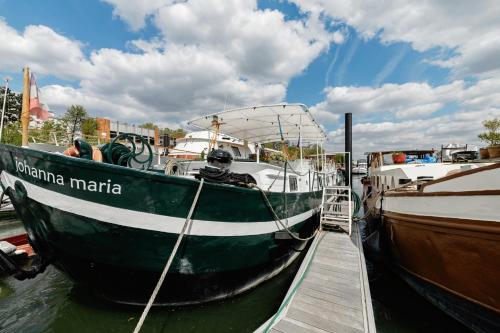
[321,79,500,157]
[0,1,344,125]
[0,19,92,80]
[43,45,287,124]
[330,107,500,158]
[372,47,407,86]
[102,0,173,31]
[334,36,360,85]
[292,0,500,78]
[154,0,335,82]
[312,81,464,121]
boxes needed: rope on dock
[132,178,205,333]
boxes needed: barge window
[289,176,298,191]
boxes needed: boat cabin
[168,131,255,160]
[364,149,487,194]
[172,104,334,192]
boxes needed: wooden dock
[256,222,376,333]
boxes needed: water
[0,177,472,332]
[0,253,300,333]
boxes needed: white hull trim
[383,195,500,223]
[1,172,317,237]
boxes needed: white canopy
[188,104,327,144]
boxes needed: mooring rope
[133,178,205,333]
[254,185,320,241]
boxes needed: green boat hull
[0,145,321,304]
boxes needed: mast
[21,67,30,147]
[208,115,221,153]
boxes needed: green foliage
[81,118,97,137]
[140,122,156,129]
[62,105,88,142]
[2,122,22,145]
[30,120,67,144]
[478,118,500,146]
[0,87,22,124]
[303,144,324,157]
[334,154,345,163]
[160,128,186,138]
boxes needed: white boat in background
[352,162,367,174]
[168,131,255,160]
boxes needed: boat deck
[257,222,376,333]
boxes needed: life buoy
[63,146,79,157]
[63,145,102,162]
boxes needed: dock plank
[256,222,376,333]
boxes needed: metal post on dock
[345,112,352,188]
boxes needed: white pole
[256,144,260,163]
[0,77,11,143]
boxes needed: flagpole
[0,76,11,143]
[21,67,30,147]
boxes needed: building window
[231,146,241,157]
[289,176,298,191]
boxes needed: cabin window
[289,176,298,191]
[231,146,241,157]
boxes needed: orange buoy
[92,148,103,162]
[63,146,79,157]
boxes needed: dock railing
[320,185,353,235]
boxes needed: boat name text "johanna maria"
[14,158,122,195]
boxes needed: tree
[160,128,186,138]
[2,122,22,145]
[478,118,500,147]
[81,118,97,137]
[140,122,156,129]
[62,105,88,142]
[0,87,22,124]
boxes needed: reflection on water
[0,176,472,332]
[0,252,301,333]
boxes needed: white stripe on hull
[1,172,318,237]
[383,195,500,222]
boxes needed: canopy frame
[187,104,327,144]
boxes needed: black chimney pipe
[345,113,352,188]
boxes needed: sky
[1,0,500,158]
